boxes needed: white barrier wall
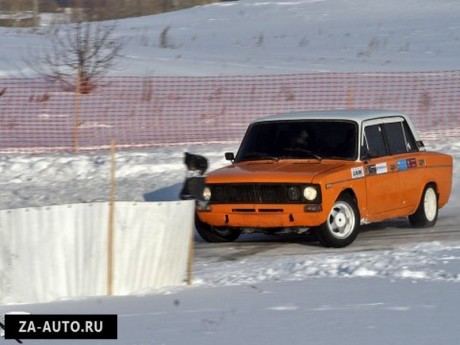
[0,200,195,305]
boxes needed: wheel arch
[412,181,439,214]
[425,181,438,192]
[316,187,361,248]
[337,188,361,217]
[321,186,362,222]
[408,182,439,228]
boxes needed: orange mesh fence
[0,71,459,153]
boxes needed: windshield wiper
[283,148,322,160]
[237,152,280,162]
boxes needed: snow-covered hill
[1,0,460,76]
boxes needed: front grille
[210,184,307,204]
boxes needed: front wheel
[195,214,241,242]
[316,195,360,248]
[408,185,438,228]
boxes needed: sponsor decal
[351,166,364,179]
[397,159,408,171]
[367,164,377,175]
[367,162,388,175]
[398,158,417,171]
[406,158,417,168]
[375,162,388,174]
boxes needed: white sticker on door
[376,162,388,174]
[351,167,364,179]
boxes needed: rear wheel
[316,195,360,248]
[195,214,241,242]
[409,184,438,228]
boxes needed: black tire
[408,184,438,228]
[314,227,331,247]
[316,194,360,248]
[195,214,241,242]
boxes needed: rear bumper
[197,203,325,228]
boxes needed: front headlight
[202,186,211,201]
[303,186,318,201]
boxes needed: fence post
[347,88,354,109]
[187,220,194,285]
[33,0,39,27]
[107,140,116,295]
[72,67,81,153]
[0,88,5,149]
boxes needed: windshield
[235,120,358,162]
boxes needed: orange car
[184,110,453,248]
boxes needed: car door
[380,118,423,211]
[361,119,403,218]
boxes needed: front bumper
[197,203,324,228]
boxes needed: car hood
[206,160,346,184]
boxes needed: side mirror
[362,150,379,160]
[416,140,426,151]
[360,146,378,161]
[225,152,235,162]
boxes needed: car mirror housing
[225,152,235,162]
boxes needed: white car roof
[252,109,422,144]
[253,109,409,123]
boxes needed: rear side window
[383,121,419,155]
[384,122,407,155]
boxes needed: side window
[383,121,419,155]
[364,124,388,158]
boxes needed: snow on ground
[2,278,460,345]
[1,0,460,344]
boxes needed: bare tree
[27,17,123,93]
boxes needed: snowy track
[194,214,460,262]
[192,217,460,290]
